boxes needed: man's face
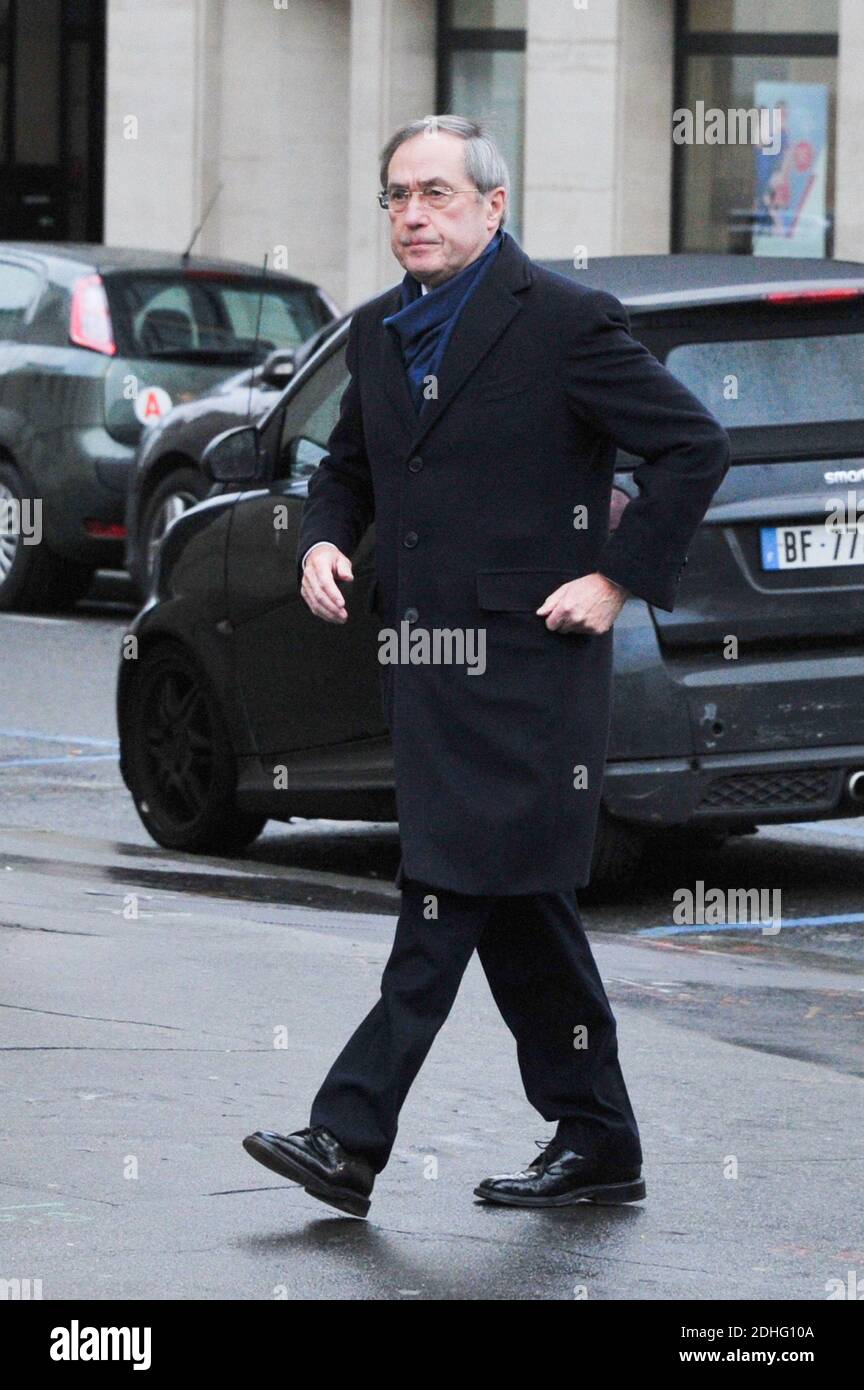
[385,131,506,289]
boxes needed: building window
[673,0,838,257]
[437,0,526,243]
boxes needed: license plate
[760,523,864,571]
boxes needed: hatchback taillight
[70,274,116,355]
[764,287,864,303]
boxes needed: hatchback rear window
[666,334,864,429]
[106,274,330,363]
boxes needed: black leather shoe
[474,1138,646,1207]
[242,1125,375,1218]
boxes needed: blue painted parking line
[0,727,120,768]
[1,754,119,768]
[638,912,864,938]
[0,728,119,748]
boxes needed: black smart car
[117,255,864,894]
[0,242,336,611]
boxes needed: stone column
[346,0,438,305]
[523,0,673,260]
[104,0,222,255]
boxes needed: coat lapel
[378,290,421,438]
[375,231,534,453]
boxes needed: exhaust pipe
[847,769,864,802]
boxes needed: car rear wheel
[121,639,267,853]
[583,806,647,900]
[0,463,95,612]
[136,467,212,592]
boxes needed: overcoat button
[408,456,423,472]
[404,607,419,622]
[403,531,418,547]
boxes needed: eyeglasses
[377,185,477,212]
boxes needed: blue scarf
[383,230,504,413]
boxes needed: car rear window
[666,333,864,429]
[106,273,331,363]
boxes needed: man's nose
[402,193,431,225]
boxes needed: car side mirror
[202,424,267,484]
[259,347,297,388]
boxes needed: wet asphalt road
[1,576,862,1300]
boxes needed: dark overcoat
[297,231,731,894]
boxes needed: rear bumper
[27,427,133,564]
[235,739,864,834]
[603,743,864,828]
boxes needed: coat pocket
[476,370,539,402]
[476,568,584,612]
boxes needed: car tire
[0,461,95,612]
[583,805,647,900]
[134,467,212,594]
[643,822,731,875]
[121,638,267,853]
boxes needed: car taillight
[764,288,864,303]
[610,486,630,532]
[70,274,116,354]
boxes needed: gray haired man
[243,116,730,1218]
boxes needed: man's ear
[486,186,507,228]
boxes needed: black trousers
[309,876,642,1174]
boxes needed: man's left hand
[536,572,630,635]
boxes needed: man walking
[243,115,730,1218]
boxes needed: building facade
[2,0,862,309]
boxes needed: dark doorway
[0,0,106,241]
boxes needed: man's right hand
[300,543,353,623]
